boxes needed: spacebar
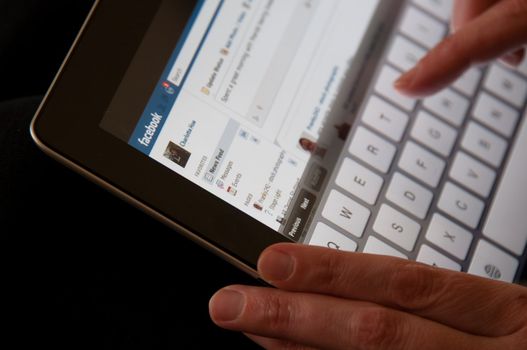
[483,111,527,256]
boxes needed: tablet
[31,0,527,282]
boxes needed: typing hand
[395,0,527,97]
[209,243,527,350]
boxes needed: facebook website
[129,0,380,235]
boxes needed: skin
[209,1,527,349]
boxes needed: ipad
[31,0,527,282]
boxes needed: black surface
[0,2,260,348]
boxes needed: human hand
[395,0,527,97]
[209,243,527,349]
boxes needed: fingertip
[500,49,525,67]
[209,287,246,323]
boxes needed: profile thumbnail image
[164,141,191,168]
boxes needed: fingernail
[258,250,294,282]
[209,289,245,322]
[501,51,524,67]
[394,66,419,92]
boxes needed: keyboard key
[400,6,446,49]
[518,58,527,77]
[386,172,433,219]
[426,214,473,260]
[375,65,417,111]
[452,68,482,97]
[361,95,409,142]
[349,127,396,173]
[363,236,407,259]
[438,182,485,229]
[468,240,518,282]
[322,190,371,238]
[373,204,421,251]
[411,111,457,157]
[413,0,453,22]
[472,92,519,138]
[461,122,507,168]
[417,245,461,271]
[483,110,527,256]
[309,222,357,252]
[449,152,496,198]
[423,88,470,126]
[398,141,445,187]
[335,158,383,205]
[388,35,426,72]
[484,64,527,108]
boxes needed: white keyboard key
[461,122,507,168]
[417,245,461,271]
[373,204,421,251]
[483,113,527,256]
[335,158,383,205]
[473,92,519,138]
[388,35,426,72]
[468,240,518,282]
[349,127,396,173]
[375,65,417,111]
[438,182,485,229]
[423,88,470,126]
[322,190,371,238]
[413,0,453,22]
[335,158,384,205]
[398,141,445,188]
[363,236,407,259]
[484,64,527,108]
[309,222,357,252]
[426,214,473,260]
[452,68,482,97]
[518,58,527,77]
[411,111,457,157]
[450,152,496,198]
[386,172,433,219]
[400,7,446,49]
[362,95,409,142]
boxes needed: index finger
[257,243,527,337]
[395,0,527,96]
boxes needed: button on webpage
[322,190,371,238]
[309,222,357,252]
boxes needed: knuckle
[387,262,443,311]
[348,307,406,350]
[508,0,527,15]
[316,251,350,291]
[260,293,298,333]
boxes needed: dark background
[0,1,259,348]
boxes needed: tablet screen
[102,0,381,241]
